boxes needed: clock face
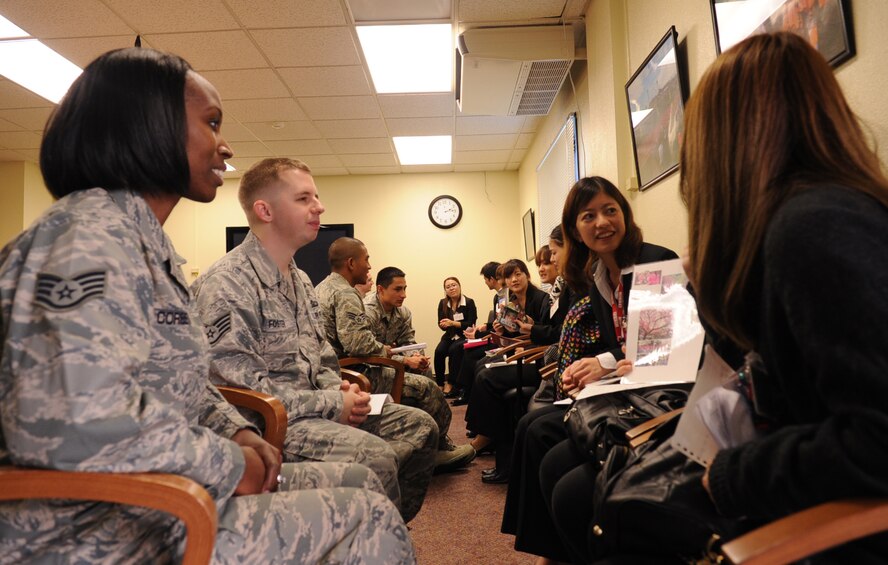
[429,195,462,229]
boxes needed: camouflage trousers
[369,367,454,452]
[284,403,437,523]
[0,462,415,565]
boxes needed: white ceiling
[0,0,586,176]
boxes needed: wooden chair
[621,411,888,564]
[339,356,406,404]
[341,367,372,393]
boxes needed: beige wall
[166,171,522,348]
[518,0,888,258]
[0,162,25,246]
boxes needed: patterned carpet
[409,403,537,565]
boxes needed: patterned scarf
[554,295,601,400]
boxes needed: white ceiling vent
[456,25,576,116]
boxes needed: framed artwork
[522,208,535,262]
[625,26,687,191]
[710,0,854,67]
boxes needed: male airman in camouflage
[364,266,433,380]
[191,157,437,522]
[315,241,475,472]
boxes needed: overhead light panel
[0,15,82,103]
[357,24,452,93]
[393,135,452,165]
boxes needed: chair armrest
[494,338,532,357]
[341,368,372,393]
[721,499,888,565]
[217,386,288,451]
[625,407,684,449]
[539,362,558,380]
[0,466,216,565]
[505,345,549,363]
[340,356,405,404]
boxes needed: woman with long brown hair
[434,276,477,394]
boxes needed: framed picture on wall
[522,209,535,262]
[710,0,854,67]
[625,26,687,191]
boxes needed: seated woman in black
[434,276,477,394]
[465,249,570,484]
[500,176,676,564]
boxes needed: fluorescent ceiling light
[0,14,28,39]
[393,135,452,165]
[225,162,236,172]
[0,14,82,103]
[357,24,452,93]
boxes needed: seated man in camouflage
[315,239,475,472]
[192,157,437,522]
[364,266,432,379]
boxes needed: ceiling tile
[385,117,453,136]
[201,69,290,100]
[0,131,42,149]
[454,163,506,172]
[105,0,239,33]
[346,166,402,175]
[265,139,334,156]
[226,156,265,173]
[456,115,524,135]
[0,0,133,37]
[223,99,308,123]
[315,119,387,138]
[378,93,454,118]
[0,80,54,109]
[510,148,528,162]
[0,148,29,161]
[299,96,380,120]
[43,36,147,68]
[145,31,267,71]
[277,66,371,97]
[453,149,511,164]
[226,0,347,28]
[219,121,259,142]
[327,137,392,154]
[250,27,360,67]
[229,141,273,158]
[243,120,322,140]
[521,116,544,132]
[349,0,452,21]
[454,134,517,151]
[15,148,40,161]
[311,167,349,176]
[458,0,565,22]
[506,162,521,170]
[516,132,536,149]
[0,108,53,131]
[302,154,344,168]
[339,153,397,167]
[0,117,25,132]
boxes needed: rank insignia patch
[206,313,231,345]
[35,271,106,312]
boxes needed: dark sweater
[708,186,888,558]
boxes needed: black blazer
[589,242,678,360]
[529,286,577,346]
[437,296,478,341]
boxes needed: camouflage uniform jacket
[0,188,248,559]
[364,292,418,365]
[191,231,345,425]
[315,272,387,358]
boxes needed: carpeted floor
[409,403,537,565]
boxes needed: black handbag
[590,438,749,560]
[563,384,692,471]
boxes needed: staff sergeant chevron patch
[206,312,232,345]
[35,271,107,311]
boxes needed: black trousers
[464,363,542,471]
[541,439,598,564]
[500,404,571,561]
[456,345,492,396]
[434,337,465,386]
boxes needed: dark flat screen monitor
[225,224,355,286]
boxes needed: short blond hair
[238,158,312,220]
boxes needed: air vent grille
[515,59,572,115]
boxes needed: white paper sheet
[390,342,427,353]
[368,393,393,415]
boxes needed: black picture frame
[710,0,854,67]
[522,208,535,262]
[625,26,687,191]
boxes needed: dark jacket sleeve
[459,298,478,330]
[530,288,574,345]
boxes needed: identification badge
[453,312,464,321]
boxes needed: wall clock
[428,195,462,229]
